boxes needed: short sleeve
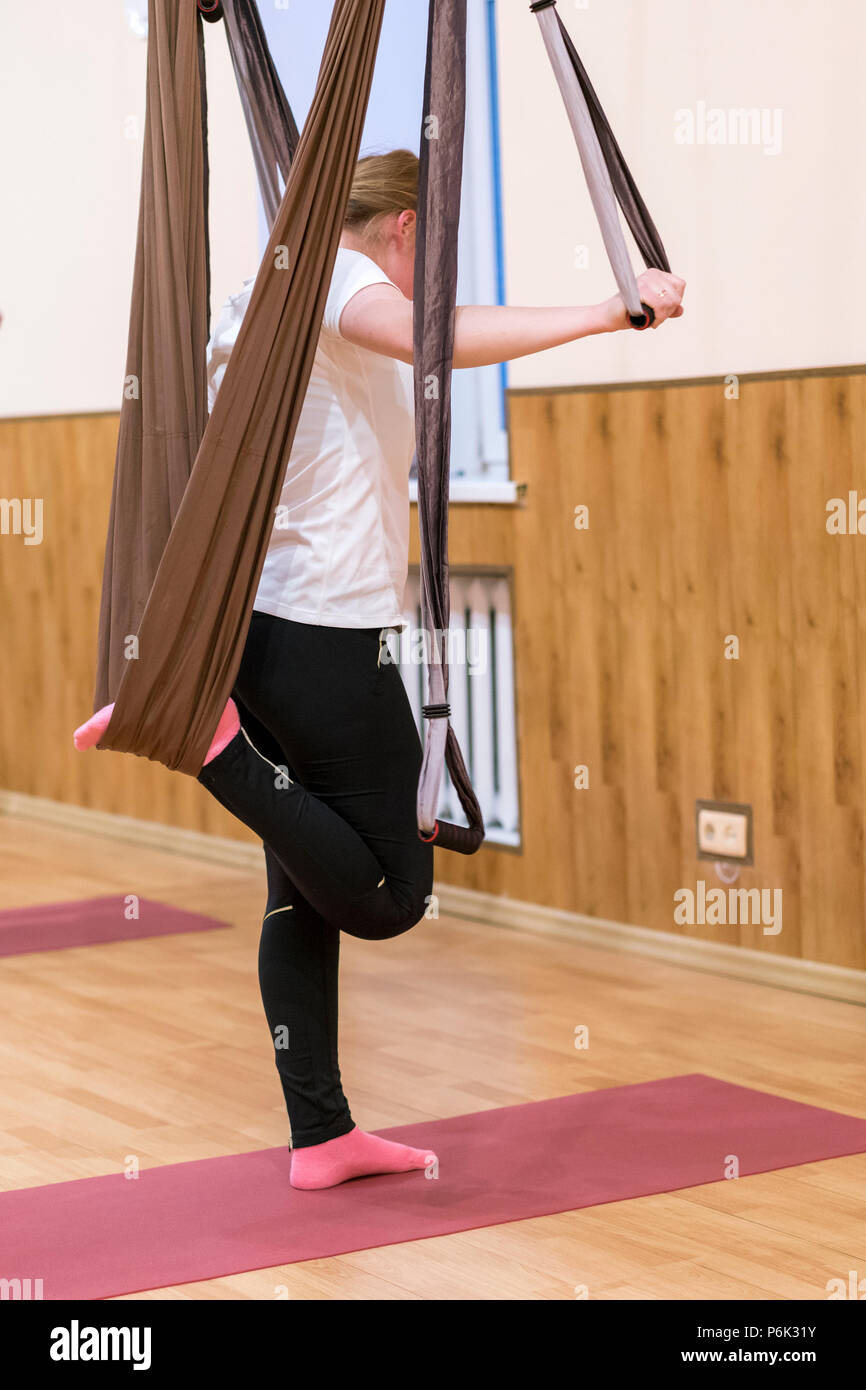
[206,282,253,412]
[322,249,399,338]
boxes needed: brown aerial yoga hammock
[91,0,667,856]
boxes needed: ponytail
[344,149,419,242]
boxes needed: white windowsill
[409,479,525,505]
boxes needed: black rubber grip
[418,820,485,855]
[197,0,224,22]
[628,301,655,330]
[422,703,451,720]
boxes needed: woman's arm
[338,269,686,367]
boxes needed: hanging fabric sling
[411,0,485,854]
[93,0,387,772]
[90,0,668,857]
[93,0,210,711]
[93,0,298,713]
[217,0,299,227]
[405,0,669,851]
[529,0,670,321]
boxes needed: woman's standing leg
[225,626,436,1188]
[232,696,354,1147]
[259,846,355,1146]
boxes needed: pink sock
[73,703,114,751]
[290,1127,438,1191]
[73,698,240,766]
[202,698,241,765]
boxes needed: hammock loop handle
[418,820,486,855]
[628,301,656,330]
[197,0,225,22]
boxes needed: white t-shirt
[205,248,415,629]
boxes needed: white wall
[495,0,866,387]
[0,0,444,421]
[0,2,258,419]
[3,0,862,418]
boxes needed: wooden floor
[1,813,865,1301]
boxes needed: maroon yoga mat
[4,1073,866,1300]
[0,896,229,957]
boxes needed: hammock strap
[531,0,669,324]
[412,0,485,854]
[221,0,300,228]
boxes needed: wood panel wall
[2,369,865,969]
[0,414,245,846]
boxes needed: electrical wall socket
[695,799,753,865]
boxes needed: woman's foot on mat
[290,1127,437,1190]
[73,698,240,765]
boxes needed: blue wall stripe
[486,0,508,427]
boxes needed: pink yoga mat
[0,896,229,957]
[4,1073,866,1300]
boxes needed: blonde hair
[344,149,419,243]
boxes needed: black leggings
[197,611,434,1147]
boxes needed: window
[258,0,509,489]
[450,0,509,483]
[396,568,521,848]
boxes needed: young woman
[77,149,685,1190]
